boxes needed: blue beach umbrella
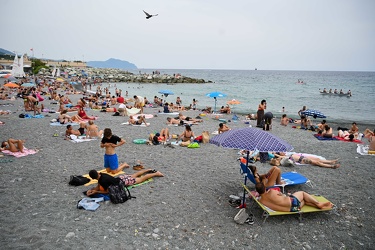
[206,91,227,112]
[301,109,326,119]
[70,81,78,85]
[158,90,174,101]
[21,82,36,87]
[158,89,174,97]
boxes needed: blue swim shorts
[104,154,119,170]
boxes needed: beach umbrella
[301,109,326,119]
[56,78,65,82]
[3,74,12,78]
[70,81,78,85]
[158,90,174,101]
[4,82,20,88]
[21,82,36,87]
[158,89,174,97]
[206,91,227,112]
[210,127,293,153]
[227,99,241,114]
[5,76,17,82]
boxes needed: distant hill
[87,58,137,69]
[0,48,15,55]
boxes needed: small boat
[319,91,351,97]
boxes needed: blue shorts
[104,154,119,170]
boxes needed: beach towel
[1,148,38,158]
[24,114,44,119]
[83,169,126,186]
[313,134,338,141]
[126,108,141,116]
[137,114,154,119]
[158,112,179,115]
[121,122,150,127]
[68,135,97,143]
[356,144,375,156]
[335,136,363,144]
[50,122,79,126]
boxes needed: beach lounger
[244,185,333,223]
[240,162,312,193]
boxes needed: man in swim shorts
[86,169,165,196]
[101,128,128,174]
[255,181,333,212]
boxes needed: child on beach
[280,114,289,126]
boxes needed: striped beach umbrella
[210,127,293,152]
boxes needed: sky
[2,0,375,71]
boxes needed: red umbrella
[4,82,20,88]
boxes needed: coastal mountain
[87,58,137,69]
[0,48,15,55]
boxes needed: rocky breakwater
[121,73,210,84]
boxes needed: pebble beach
[0,91,374,250]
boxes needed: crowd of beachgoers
[0,76,374,249]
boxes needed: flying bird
[143,10,158,19]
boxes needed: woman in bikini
[270,154,340,169]
[249,165,285,188]
[77,106,96,120]
[179,125,195,142]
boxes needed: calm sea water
[102,69,375,125]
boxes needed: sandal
[149,169,157,173]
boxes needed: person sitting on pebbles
[86,169,164,196]
[218,123,230,134]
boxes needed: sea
[97,69,375,126]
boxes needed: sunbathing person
[317,120,327,134]
[218,123,230,134]
[128,115,148,126]
[148,128,170,145]
[280,114,289,126]
[363,128,374,138]
[255,181,333,212]
[58,109,73,124]
[178,112,203,124]
[338,130,355,141]
[220,105,231,114]
[166,117,181,125]
[321,125,333,138]
[86,168,164,196]
[178,124,195,142]
[86,120,103,138]
[0,138,25,153]
[349,122,359,137]
[77,106,96,120]
[249,165,285,188]
[65,124,84,138]
[270,154,340,169]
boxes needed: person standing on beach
[256,99,266,128]
[298,106,307,118]
[101,128,129,174]
[134,95,145,114]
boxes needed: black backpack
[108,180,135,204]
[69,175,90,186]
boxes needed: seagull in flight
[143,10,158,19]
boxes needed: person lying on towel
[86,169,164,196]
[255,178,333,212]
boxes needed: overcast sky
[2,0,375,71]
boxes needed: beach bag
[69,175,90,186]
[108,180,135,204]
[188,142,200,148]
[19,113,25,118]
[202,131,210,143]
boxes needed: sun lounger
[244,185,333,223]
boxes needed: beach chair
[239,162,313,193]
[243,185,333,223]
